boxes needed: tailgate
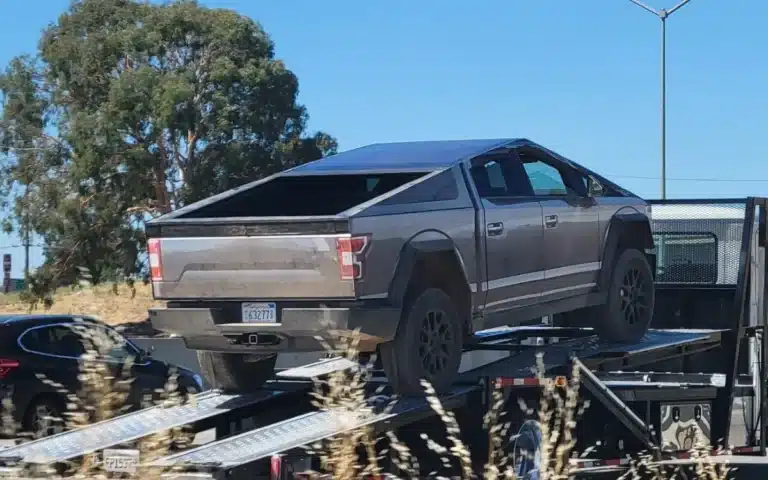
[148,223,361,300]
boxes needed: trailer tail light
[0,359,19,380]
[336,235,371,280]
[148,238,163,282]
[270,454,282,480]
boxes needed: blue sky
[1,0,766,277]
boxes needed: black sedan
[0,314,203,438]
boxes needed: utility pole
[22,190,30,280]
[23,227,29,280]
[629,0,693,200]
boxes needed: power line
[607,174,768,183]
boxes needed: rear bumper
[148,305,401,354]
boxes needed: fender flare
[598,212,655,290]
[388,232,471,308]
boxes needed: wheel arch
[598,209,656,290]
[388,230,473,336]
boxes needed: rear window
[183,172,426,218]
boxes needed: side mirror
[587,176,604,197]
[135,346,152,362]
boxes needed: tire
[380,288,464,396]
[196,351,277,393]
[23,395,66,438]
[593,248,655,343]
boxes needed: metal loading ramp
[150,386,475,470]
[0,390,281,465]
[0,327,725,474]
[145,328,724,475]
[459,328,723,383]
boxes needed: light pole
[629,0,693,199]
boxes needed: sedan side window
[20,323,138,362]
[20,325,86,358]
[70,324,139,362]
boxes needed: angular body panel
[145,138,653,369]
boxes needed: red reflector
[0,359,19,379]
[148,238,163,281]
[270,454,282,480]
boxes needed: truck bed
[146,169,436,301]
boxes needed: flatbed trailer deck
[1,197,768,479]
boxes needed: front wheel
[594,248,655,343]
[380,288,464,396]
[196,351,277,393]
[23,396,66,438]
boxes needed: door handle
[487,222,504,236]
[544,215,558,229]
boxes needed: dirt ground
[0,282,159,326]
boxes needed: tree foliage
[0,0,337,294]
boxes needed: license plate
[103,448,139,473]
[242,302,277,323]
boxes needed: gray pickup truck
[146,138,656,395]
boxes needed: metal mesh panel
[649,201,748,285]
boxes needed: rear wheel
[593,248,655,343]
[196,351,277,393]
[380,288,464,396]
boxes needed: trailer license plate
[103,449,139,473]
[242,302,277,323]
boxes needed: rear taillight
[0,359,19,379]
[148,238,163,281]
[336,235,371,280]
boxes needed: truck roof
[283,138,525,175]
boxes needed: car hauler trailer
[0,197,768,479]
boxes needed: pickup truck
[146,138,656,396]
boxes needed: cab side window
[470,155,535,198]
[521,159,568,196]
[519,154,585,197]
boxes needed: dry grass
[0,283,158,326]
[305,332,734,480]
[0,321,737,479]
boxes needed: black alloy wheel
[418,308,455,376]
[619,264,652,326]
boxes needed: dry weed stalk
[0,319,191,479]
[687,434,732,480]
[620,434,733,480]
[483,379,511,479]
[307,332,384,480]
[0,317,740,480]
[420,379,474,478]
[134,367,195,480]
[529,354,586,480]
[305,330,596,480]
